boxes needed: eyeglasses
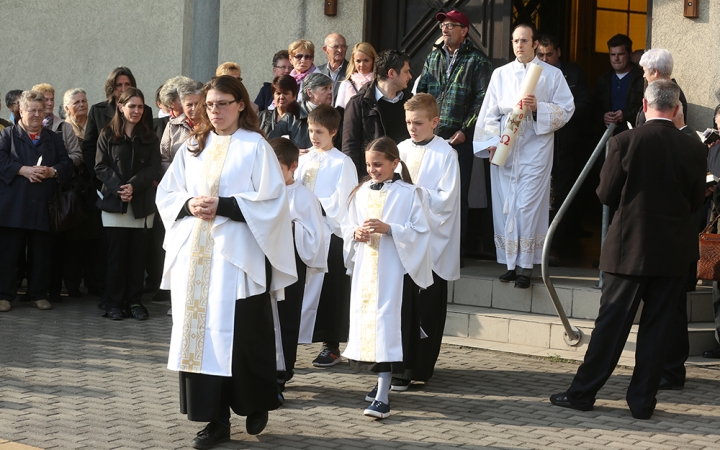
[23,109,44,115]
[327,45,348,50]
[439,22,463,30]
[204,100,238,111]
[512,39,530,45]
[274,65,293,71]
[293,54,314,60]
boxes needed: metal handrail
[541,123,616,346]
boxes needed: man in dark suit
[593,34,644,135]
[550,80,706,420]
[537,34,592,257]
[317,33,349,105]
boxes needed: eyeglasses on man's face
[439,22,463,30]
[204,100,238,111]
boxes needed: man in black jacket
[342,50,412,178]
[593,34,644,135]
[550,80,706,420]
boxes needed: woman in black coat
[95,87,160,320]
[0,90,73,312]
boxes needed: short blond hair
[216,62,241,77]
[288,39,314,58]
[404,93,439,119]
[31,83,55,96]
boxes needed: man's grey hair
[19,90,46,111]
[324,32,346,46]
[645,79,680,111]
[160,76,193,108]
[303,73,332,97]
[177,80,203,102]
[639,48,673,79]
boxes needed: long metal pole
[542,123,616,346]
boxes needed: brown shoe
[0,300,10,312]
[31,299,53,310]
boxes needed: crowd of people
[0,7,718,449]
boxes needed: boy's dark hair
[268,137,299,167]
[537,33,560,50]
[375,50,411,81]
[307,104,341,133]
[607,34,633,53]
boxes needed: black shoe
[499,270,517,282]
[191,422,230,449]
[152,289,171,302]
[106,308,123,320]
[658,377,684,391]
[129,304,149,320]
[514,275,531,289]
[549,392,593,411]
[143,283,160,294]
[246,410,268,435]
[312,347,342,367]
[703,346,720,359]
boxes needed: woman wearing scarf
[288,39,322,102]
[334,42,378,110]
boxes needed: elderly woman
[62,88,89,144]
[269,73,334,151]
[636,48,687,126]
[95,87,160,320]
[160,76,192,121]
[157,75,296,446]
[289,39,322,101]
[161,79,203,175]
[334,42,378,109]
[0,90,73,312]
[32,84,83,169]
[258,74,299,135]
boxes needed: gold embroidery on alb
[406,146,426,184]
[358,188,388,361]
[303,161,321,192]
[179,135,231,373]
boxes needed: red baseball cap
[436,9,469,28]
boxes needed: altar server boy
[342,136,433,419]
[395,93,461,389]
[294,104,358,367]
[268,137,327,400]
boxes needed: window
[595,0,647,53]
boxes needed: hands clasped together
[354,218,389,243]
[189,196,219,221]
[18,165,55,183]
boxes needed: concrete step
[449,260,715,322]
[444,304,718,358]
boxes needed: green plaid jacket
[416,39,492,139]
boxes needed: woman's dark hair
[104,87,150,140]
[271,74,300,118]
[104,67,137,103]
[190,75,262,155]
[349,136,412,202]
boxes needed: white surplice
[341,180,433,363]
[286,179,328,278]
[398,136,461,281]
[473,57,574,270]
[157,129,297,377]
[295,147,358,343]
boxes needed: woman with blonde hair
[288,39,321,101]
[334,42,378,109]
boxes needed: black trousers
[566,272,684,417]
[407,273,447,382]
[312,234,351,344]
[660,292,689,386]
[453,139,473,257]
[0,227,53,302]
[144,212,165,289]
[104,227,148,310]
[179,260,280,421]
[277,249,307,387]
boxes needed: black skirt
[312,234,352,343]
[179,290,280,421]
[348,274,421,374]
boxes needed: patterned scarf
[290,65,317,85]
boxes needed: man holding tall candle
[473,24,574,288]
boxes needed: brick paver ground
[1,295,719,449]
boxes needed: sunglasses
[294,54,314,60]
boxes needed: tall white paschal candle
[492,63,543,167]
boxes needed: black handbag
[48,172,89,232]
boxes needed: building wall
[218,0,364,102]
[0,0,185,119]
[652,0,719,130]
